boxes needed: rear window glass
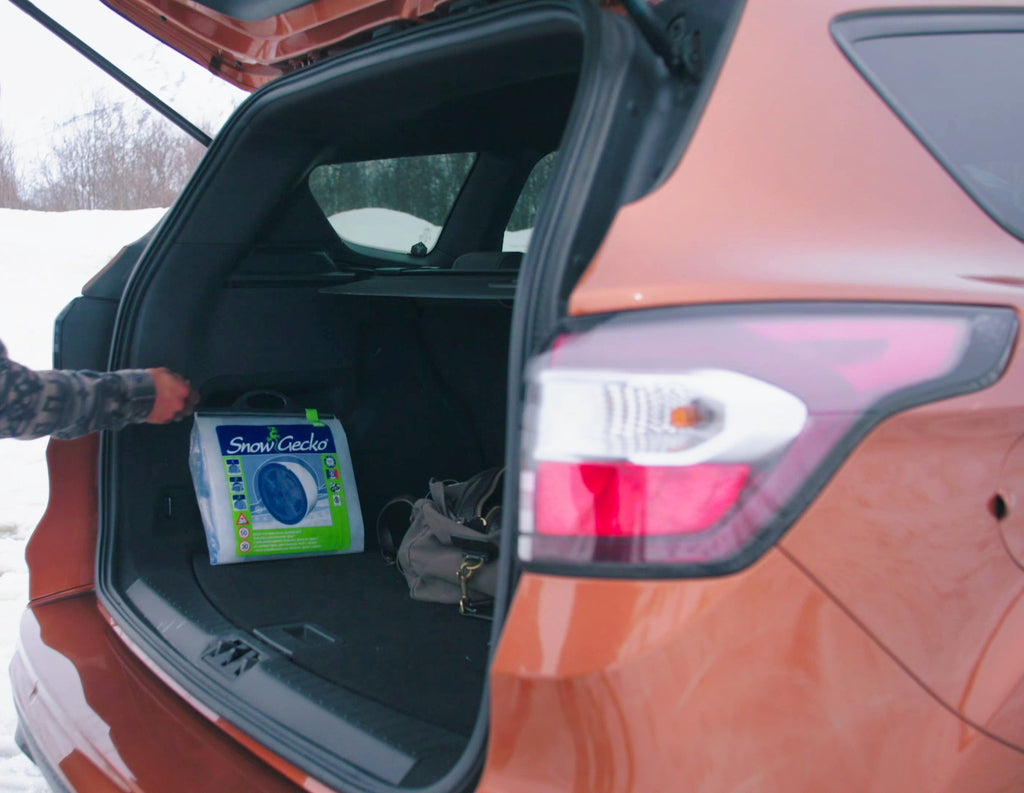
[504,152,557,252]
[836,21,1024,240]
[309,153,475,255]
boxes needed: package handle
[230,389,300,413]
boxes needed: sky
[0,0,242,173]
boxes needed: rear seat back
[451,251,523,271]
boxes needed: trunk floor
[192,551,491,736]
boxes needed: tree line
[0,97,204,211]
[308,151,555,230]
[2,93,557,223]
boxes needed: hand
[145,368,199,424]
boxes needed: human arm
[145,367,200,424]
[0,340,197,440]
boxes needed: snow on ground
[330,207,533,253]
[0,207,167,792]
[329,207,442,253]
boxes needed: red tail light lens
[534,461,751,536]
[518,304,1017,575]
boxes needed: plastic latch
[305,408,324,426]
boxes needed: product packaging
[189,410,364,564]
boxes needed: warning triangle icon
[236,513,250,527]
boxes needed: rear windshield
[834,15,1024,240]
[309,153,475,255]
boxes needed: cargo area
[66,0,738,787]
[112,294,511,785]
[110,287,518,786]
[89,5,582,788]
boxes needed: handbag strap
[375,495,416,564]
[451,467,504,522]
[428,478,451,517]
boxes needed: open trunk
[45,0,740,788]
[112,295,513,787]
[91,5,587,789]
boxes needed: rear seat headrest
[451,251,524,271]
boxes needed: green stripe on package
[189,412,364,564]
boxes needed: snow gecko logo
[218,424,337,456]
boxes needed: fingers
[173,386,201,422]
[145,367,200,424]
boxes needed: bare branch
[31,96,204,210]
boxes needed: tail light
[518,303,1017,575]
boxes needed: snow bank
[0,208,166,792]
[328,207,533,254]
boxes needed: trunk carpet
[192,551,491,736]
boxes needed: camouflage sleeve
[0,340,157,440]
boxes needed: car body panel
[564,0,1024,761]
[25,435,100,603]
[569,0,1024,317]
[482,562,1024,793]
[12,595,306,793]
[779,393,1024,752]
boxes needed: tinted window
[835,16,1024,240]
[309,153,475,255]
[504,152,557,252]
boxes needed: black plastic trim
[639,0,747,196]
[320,271,517,299]
[501,0,747,586]
[832,9,1024,244]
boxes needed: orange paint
[482,567,1024,793]
[25,435,100,603]
[13,595,304,793]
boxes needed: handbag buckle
[458,554,493,619]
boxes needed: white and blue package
[189,410,364,565]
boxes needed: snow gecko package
[189,410,364,565]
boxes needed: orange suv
[11,0,1024,791]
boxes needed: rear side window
[833,13,1024,241]
[504,152,557,252]
[309,153,475,255]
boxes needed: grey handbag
[378,468,503,617]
